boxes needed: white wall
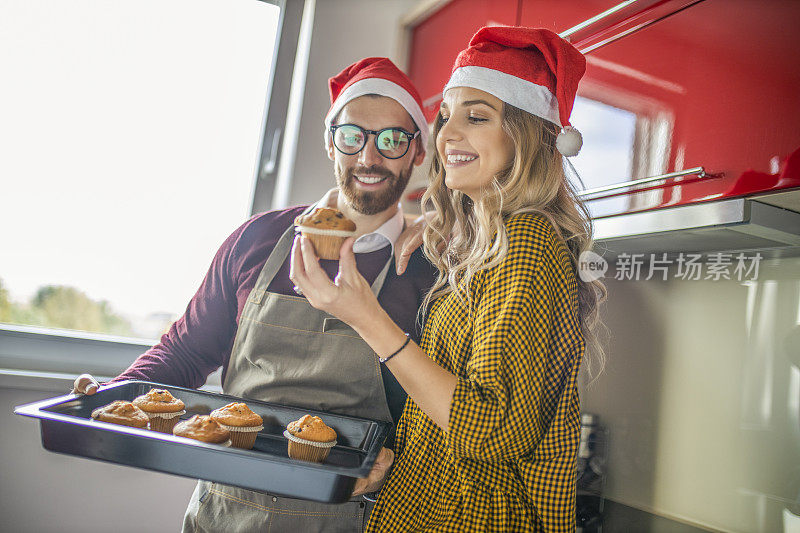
[283,0,420,208]
[580,256,800,532]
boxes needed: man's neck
[334,193,399,239]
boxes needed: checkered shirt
[366,213,584,532]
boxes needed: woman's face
[436,87,515,200]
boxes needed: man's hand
[395,214,426,275]
[71,373,100,395]
[351,447,394,497]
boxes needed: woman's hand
[351,447,394,497]
[290,235,384,330]
[395,214,426,275]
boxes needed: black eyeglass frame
[329,123,421,159]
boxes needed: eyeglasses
[329,124,420,159]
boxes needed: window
[1,0,282,340]
[569,95,638,217]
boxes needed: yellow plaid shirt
[367,213,584,532]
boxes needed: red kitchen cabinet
[574,0,800,214]
[517,0,620,34]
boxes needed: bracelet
[379,333,410,364]
[362,490,380,503]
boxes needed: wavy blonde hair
[421,104,608,378]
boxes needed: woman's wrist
[348,297,391,333]
[352,309,408,359]
[379,333,410,364]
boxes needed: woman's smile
[445,149,479,168]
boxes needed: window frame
[1,0,308,381]
[250,0,307,213]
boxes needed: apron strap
[256,204,317,291]
[256,204,395,298]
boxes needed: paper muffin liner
[294,226,356,238]
[145,410,186,434]
[148,410,186,419]
[283,430,336,463]
[296,227,354,260]
[217,422,264,449]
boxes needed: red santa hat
[324,57,428,154]
[443,26,586,156]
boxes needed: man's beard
[336,162,413,215]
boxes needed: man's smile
[354,174,389,185]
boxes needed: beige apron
[182,210,394,533]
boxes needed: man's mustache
[347,165,393,179]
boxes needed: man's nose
[358,135,384,166]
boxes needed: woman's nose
[438,116,460,143]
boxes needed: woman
[291,26,606,532]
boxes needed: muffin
[209,402,264,449]
[294,207,356,260]
[132,388,186,433]
[283,414,337,463]
[91,400,149,429]
[173,415,231,446]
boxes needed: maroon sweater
[112,206,436,430]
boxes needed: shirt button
[272,496,277,503]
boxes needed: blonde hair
[421,104,607,378]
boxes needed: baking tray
[14,380,391,503]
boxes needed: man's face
[328,95,424,215]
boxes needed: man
[73,57,435,533]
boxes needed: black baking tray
[14,380,391,503]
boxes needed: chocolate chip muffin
[294,207,356,260]
[283,414,337,463]
[209,402,263,449]
[91,400,149,429]
[173,415,231,446]
[132,388,186,433]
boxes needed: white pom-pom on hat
[556,126,583,157]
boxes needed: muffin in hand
[91,400,149,429]
[132,388,186,433]
[209,402,264,449]
[284,414,337,463]
[294,207,356,260]
[173,415,231,447]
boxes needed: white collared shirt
[317,189,404,254]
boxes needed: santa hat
[443,26,586,156]
[324,57,428,154]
